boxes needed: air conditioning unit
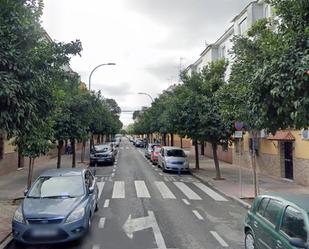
[301,129,309,140]
[260,129,268,138]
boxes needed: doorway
[284,142,293,180]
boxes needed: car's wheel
[87,214,92,231]
[95,202,99,212]
[245,230,256,249]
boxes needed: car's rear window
[154,147,161,152]
[167,149,186,157]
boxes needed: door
[284,142,293,179]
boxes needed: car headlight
[13,206,25,224]
[65,207,85,223]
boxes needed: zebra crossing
[95,179,227,202]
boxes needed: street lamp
[138,92,154,103]
[88,63,116,90]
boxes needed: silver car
[158,147,189,172]
[12,168,98,244]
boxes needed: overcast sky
[42,0,251,126]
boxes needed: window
[257,198,270,216]
[264,5,270,18]
[263,199,283,225]
[219,46,226,58]
[280,206,307,241]
[166,149,186,157]
[239,17,247,35]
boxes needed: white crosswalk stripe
[174,182,202,200]
[97,182,105,199]
[134,181,151,198]
[112,181,125,198]
[155,181,176,199]
[193,182,228,201]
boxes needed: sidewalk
[0,149,89,245]
[188,154,309,208]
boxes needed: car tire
[87,214,92,232]
[95,202,99,212]
[245,230,256,249]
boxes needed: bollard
[178,168,181,177]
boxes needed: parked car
[135,139,145,148]
[244,193,309,249]
[12,168,98,244]
[90,143,116,166]
[144,143,160,159]
[151,145,161,164]
[157,147,189,172]
[112,137,121,147]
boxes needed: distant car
[244,193,309,249]
[135,139,145,148]
[12,168,98,244]
[144,143,160,159]
[157,147,189,172]
[151,145,161,164]
[90,144,116,166]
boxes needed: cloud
[96,82,133,98]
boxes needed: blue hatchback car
[12,168,99,244]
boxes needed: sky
[42,0,251,126]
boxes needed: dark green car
[244,193,309,249]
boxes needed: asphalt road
[5,138,246,249]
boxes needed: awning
[268,131,295,141]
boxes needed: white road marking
[182,199,190,205]
[113,168,116,172]
[134,181,151,198]
[92,245,100,249]
[152,165,155,168]
[155,168,158,171]
[192,210,204,220]
[126,147,129,149]
[112,181,125,198]
[103,199,110,208]
[97,182,105,199]
[210,231,229,247]
[193,182,227,201]
[155,181,176,199]
[159,173,163,176]
[98,217,106,229]
[174,182,202,200]
[111,173,115,177]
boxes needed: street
[5,138,246,249]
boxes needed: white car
[158,147,189,172]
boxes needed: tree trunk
[71,139,76,168]
[162,133,167,146]
[81,140,86,163]
[57,140,64,168]
[0,133,4,160]
[194,140,199,169]
[18,146,24,168]
[180,137,183,148]
[250,132,259,197]
[212,143,222,180]
[170,133,174,146]
[201,141,205,156]
[27,158,35,189]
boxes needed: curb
[0,234,12,249]
[191,171,252,209]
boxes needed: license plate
[32,229,58,237]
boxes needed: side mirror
[289,238,308,248]
[88,186,94,194]
[24,189,28,196]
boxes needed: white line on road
[155,181,176,199]
[113,168,116,172]
[192,210,204,220]
[159,173,163,176]
[182,199,190,205]
[98,217,106,229]
[155,168,158,171]
[92,245,100,249]
[174,182,202,200]
[135,181,151,198]
[112,181,125,198]
[210,231,229,247]
[97,182,105,199]
[193,182,228,201]
[103,199,110,208]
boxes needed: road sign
[234,122,244,131]
[123,211,177,249]
[234,131,243,138]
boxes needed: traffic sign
[234,122,244,131]
[234,131,243,138]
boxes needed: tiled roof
[268,131,295,141]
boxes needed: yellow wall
[292,130,309,160]
[4,138,16,154]
[242,132,278,155]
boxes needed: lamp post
[88,63,116,90]
[138,92,154,103]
